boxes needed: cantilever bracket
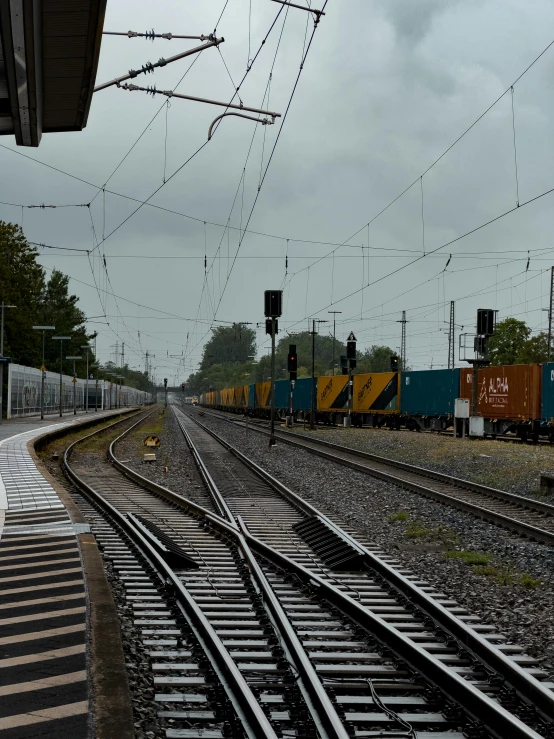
[208,112,275,141]
[94,37,224,92]
[270,0,325,19]
[117,83,281,120]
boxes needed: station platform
[0,408,134,738]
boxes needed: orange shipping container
[459,364,541,420]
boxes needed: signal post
[344,332,356,427]
[287,344,297,427]
[264,290,282,448]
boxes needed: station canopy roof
[0,1,105,147]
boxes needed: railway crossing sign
[347,331,357,342]
[144,435,161,447]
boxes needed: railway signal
[390,355,399,372]
[264,290,283,447]
[345,333,356,427]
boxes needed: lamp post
[0,303,17,425]
[53,337,71,416]
[66,356,81,415]
[116,375,124,408]
[81,345,93,412]
[328,311,342,375]
[32,326,56,419]
[90,363,100,411]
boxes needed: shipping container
[237,385,249,407]
[254,381,272,408]
[317,375,349,411]
[401,369,460,426]
[274,377,314,412]
[542,363,554,422]
[353,372,398,414]
[459,364,541,421]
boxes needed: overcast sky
[2,0,554,381]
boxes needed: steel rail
[63,413,279,739]
[63,402,552,739]
[202,407,554,545]
[181,406,554,726]
[176,415,349,739]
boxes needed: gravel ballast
[188,407,554,676]
[291,425,554,502]
[115,406,214,511]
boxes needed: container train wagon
[199,362,554,441]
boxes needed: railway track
[196,406,554,547]
[59,404,554,738]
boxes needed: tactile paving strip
[0,423,69,513]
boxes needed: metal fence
[7,363,152,418]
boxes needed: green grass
[518,573,542,589]
[389,510,409,523]
[445,550,492,566]
[448,551,542,589]
[405,521,431,539]
[472,564,499,577]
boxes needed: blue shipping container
[401,369,460,417]
[274,377,314,411]
[248,383,256,408]
[542,363,554,420]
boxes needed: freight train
[198,363,554,442]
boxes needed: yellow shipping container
[317,375,349,411]
[255,381,271,408]
[353,372,399,414]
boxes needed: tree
[517,332,552,364]
[0,221,45,367]
[200,324,256,369]
[39,269,95,376]
[357,345,395,373]
[488,318,530,365]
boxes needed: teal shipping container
[542,363,554,420]
[274,377,314,411]
[401,369,460,417]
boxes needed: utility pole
[310,319,328,429]
[397,311,407,370]
[67,356,82,415]
[547,267,554,362]
[448,301,455,369]
[32,326,56,420]
[121,341,125,376]
[52,336,71,416]
[0,303,16,424]
[328,311,342,375]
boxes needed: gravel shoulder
[114,406,214,511]
[289,425,554,502]
[192,408,554,675]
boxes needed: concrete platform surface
[0,407,136,737]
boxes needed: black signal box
[265,319,278,335]
[287,345,297,373]
[346,341,356,360]
[264,290,283,317]
[477,309,495,336]
[390,355,399,371]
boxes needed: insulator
[157,57,167,67]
